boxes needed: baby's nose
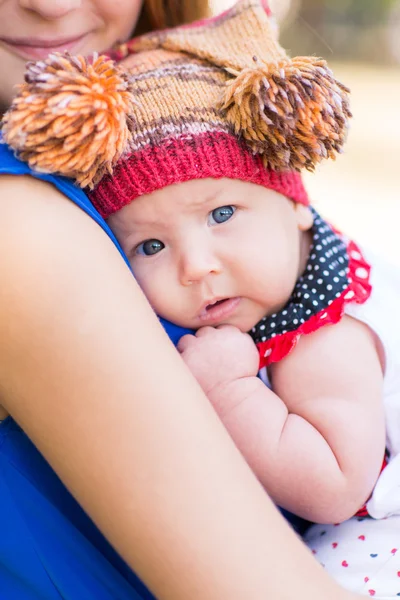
[179,247,221,286]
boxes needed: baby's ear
[294,204,313,231]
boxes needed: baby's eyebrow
[130,214,162,228]
[196,188,226,209]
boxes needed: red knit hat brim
[90,132,309,219]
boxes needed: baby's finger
[215,324,242,333]
[195,326,218,338]
[177,334,197,353]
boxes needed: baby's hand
[177,325,259,395]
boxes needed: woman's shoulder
[0,145,132,350]
[0,141,110,230]
[0,141,191,346]
[0,140,130,265]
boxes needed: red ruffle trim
[257,239,372,369]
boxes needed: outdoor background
[211,0,400,264]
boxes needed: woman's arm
[0,174,361,600]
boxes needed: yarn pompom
[221,56,351,172]
[2,53,136,188]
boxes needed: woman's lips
[199,297,241,324]
[0,34,90,60]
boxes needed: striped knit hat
[2,0,351,219]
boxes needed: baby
[4,1,400,595]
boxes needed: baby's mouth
[199,297,241,323]
[206,299,228,311]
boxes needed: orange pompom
[221,56,351,172]
[2,53,136,188]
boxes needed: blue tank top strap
[0,140,192,345]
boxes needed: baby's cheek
[131,265,159,301]
[141,275,183,323]
[141,277,165,307]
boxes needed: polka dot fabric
[249,209,372,367]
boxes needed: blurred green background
[212,0,400,264]
[281,0,400,64]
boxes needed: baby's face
[108,178,313,332]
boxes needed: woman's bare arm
[0,174,361,600]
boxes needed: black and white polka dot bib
[249,209,372,368]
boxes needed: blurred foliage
[281,0,400,63]
[306,0,397,25]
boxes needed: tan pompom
[221,56,351,172]
[2,53,136,188]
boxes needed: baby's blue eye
[209,205,236,225]
[136,239,165,256]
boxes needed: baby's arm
[264,315,385,522]
[178,318,385,524]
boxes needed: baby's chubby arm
[178,318,385,524]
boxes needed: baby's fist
[177,325,259,394]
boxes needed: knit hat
[2,0,351,219]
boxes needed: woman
[0,1,363,598]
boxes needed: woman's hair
[137,0,210,34]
